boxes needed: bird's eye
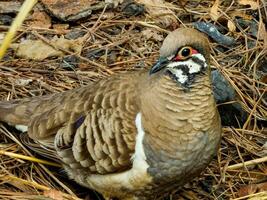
[174,46,194,61]
[181,47,191,57]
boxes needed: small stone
[121,0,145,16]
[0,14,13,25]
[65,29,87,40]
[61,55,80,70]
[211,70,247,126]
[211,70,236,103]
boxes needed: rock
[212,70,236,103]
[41,0,106,21]
[121,0,145,16]
[0,14,13,25]
[65,29,87,40]
[61,55,80,70]
[211,70,247,126]
[193,22,235,46]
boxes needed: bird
[0,28,222,200]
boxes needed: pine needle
[0,150,61,167]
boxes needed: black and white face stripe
[166,53,207,86]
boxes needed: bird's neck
[140,73,221,184]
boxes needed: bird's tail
[0,97,45,126]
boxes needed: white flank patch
[131,112,147,167]
[15,124,28,132]
[84,112,151,193]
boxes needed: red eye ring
[174,46,197,61]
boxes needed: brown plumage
[0,28,221,200]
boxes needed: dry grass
[0,0,266,199]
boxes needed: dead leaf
[230,10,253,20]
[238,184,258,197]
[238,0,259,10]
[13,36,82,60]
[14,78,33,86]
[210,0,220,21]
[257,183,267,192]
[27,10,51,29]
[179,0,189,7]
[142,29,164,41]
[136,0,178,28]
[53,24,70,31]
[44,189,64,200]
[238,183,267,197]
[227,20,236,32]
[0,1,21,14]
[52,24,70,35]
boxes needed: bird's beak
[149,57,169,75]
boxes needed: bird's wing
[0,71,144,174]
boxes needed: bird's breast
[140,75,221,189]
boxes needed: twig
[226,156,267,170]
[232,191,267,200]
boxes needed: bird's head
[150,28,210,87]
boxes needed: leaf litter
[0,0,266,199]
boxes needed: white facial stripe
[167,59,201,74]
[193,53,207,68]
[165,53,207,85]
[168,68,188,84]
[166,53,206,74]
